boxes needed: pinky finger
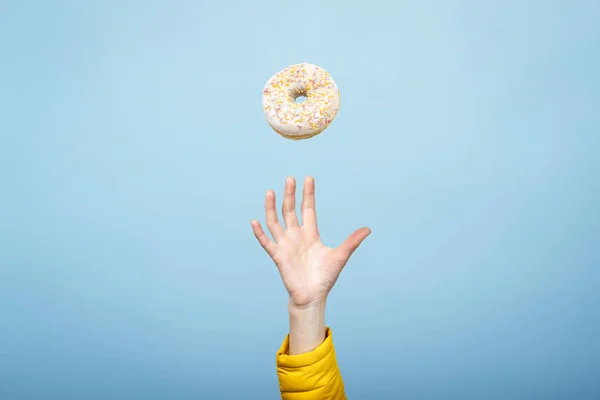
[251,220,276,257]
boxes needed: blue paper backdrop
[1,1,599,398]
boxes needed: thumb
[337,227,371,261]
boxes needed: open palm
[251,176,371,308]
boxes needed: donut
[262,63,340,140]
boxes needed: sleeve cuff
[276,327,343,394]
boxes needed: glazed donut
[262,63,340,140]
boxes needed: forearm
[288,298,326,355]
[277,300,346,399]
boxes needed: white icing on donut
[262,63,340,140]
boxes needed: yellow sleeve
[275,327,346,400]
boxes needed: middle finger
[281,176,299,229]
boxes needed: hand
[251,176,371,308]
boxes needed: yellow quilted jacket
[275,327,346,399]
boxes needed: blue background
[1,0,599,399]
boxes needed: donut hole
[292,89,308,104]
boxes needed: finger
[337,227,371,261]
[300,176,318,234]
[281,176,299,229]
[251,220,277,257]
[265,189,286,241]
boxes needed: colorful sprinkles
[262,63,340,140]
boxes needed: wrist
[288,297,327,313]
[287,297,327,355]
[288,299,326,355]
